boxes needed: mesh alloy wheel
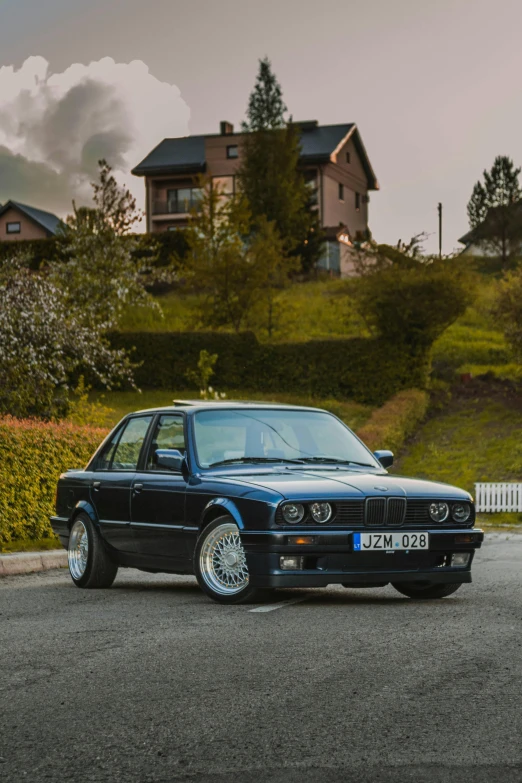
[68,518,89,581]
[199,522,250,596]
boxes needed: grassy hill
[393,379,522,528]
[120,274,514,379]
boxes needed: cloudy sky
[1,0,522,252]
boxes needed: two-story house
[132,120,379,275]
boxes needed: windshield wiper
[299,457,375,467]
[208,457,306,468]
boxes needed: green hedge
[0,231,188,271]
[0,238,60,269]
[0,417,108,548]
[356,389,429,454]
[110,331,430,406]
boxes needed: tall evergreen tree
[467,156,521,228]
[467,156,522,267]
[238,58,322,271]
[243,57,287,132]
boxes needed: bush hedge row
[0,417,108,548]
[356,389,429,454]
[0,231,188,271]
[110,331,430,406]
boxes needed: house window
[6,222,21,234]
[227,145,238,159]
[355,192,361,211]
[338,183,344,202]
[346,152,351,164]
[166,187,203,214]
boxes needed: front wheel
[392,581,463,600]
[194,516,267,604]
[68,513,118,589]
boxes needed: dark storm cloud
[0,145,77,215]
[23,80,132,176]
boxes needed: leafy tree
[0,256,134,419]
[493,269,522,361]
[53,205,160,330]
[92,158,142,235]
[351,248,473,354]
[238,58,322,271]
[52,160,163,330]
[184,180,297,334]
[467,156,522,267]
[247,216,299,339]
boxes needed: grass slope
[119,280,367,343]
[394,380,522,527]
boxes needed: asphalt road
[1,534,521,783]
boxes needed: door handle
[92,481,101,491]
[133,483,144,494]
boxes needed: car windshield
[193,408,380,469]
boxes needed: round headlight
[452,503,471,523]
[282,503,305,525]
[310,502,332,524]
[429,502,449,523]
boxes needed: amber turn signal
[455,534,475,543]
[287,536,315,545]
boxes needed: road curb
[0,550,67,577]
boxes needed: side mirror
[154,448,185,472]
[374,449,394,468]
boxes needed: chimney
[220,121,234,135]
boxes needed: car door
[90,415,153,554]
[130,413,188,564]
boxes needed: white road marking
[249,596,311,613]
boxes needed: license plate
[353,532,429,551]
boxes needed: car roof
[132,400,327,415]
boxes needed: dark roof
[0,200,63,236]
[132,122,378,189]
[458,201,522,245]
[132,136,207,176]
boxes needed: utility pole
[437,202,442,258]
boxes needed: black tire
[194,516,269,605]
[68,512,118,589]
[392,581,463,600]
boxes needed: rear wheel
[194,516,268,605]
[68,513,118,589]
[392,581,463,599]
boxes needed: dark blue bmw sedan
[51,401,484,604]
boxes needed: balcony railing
[152,200,201,215]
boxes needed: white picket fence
[475,482,522,512]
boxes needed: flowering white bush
[0,256,134,419]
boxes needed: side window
[96,425,125,470]
[110,416,153,471]
[147,415,185,470]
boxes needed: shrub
[351,256,473,351]
[0,417,108,548]
[356,389,429,454]
[0,237,62,269]
[110,331,430,407]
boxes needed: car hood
[213,468,471,501]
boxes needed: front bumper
[241,528,484,588]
